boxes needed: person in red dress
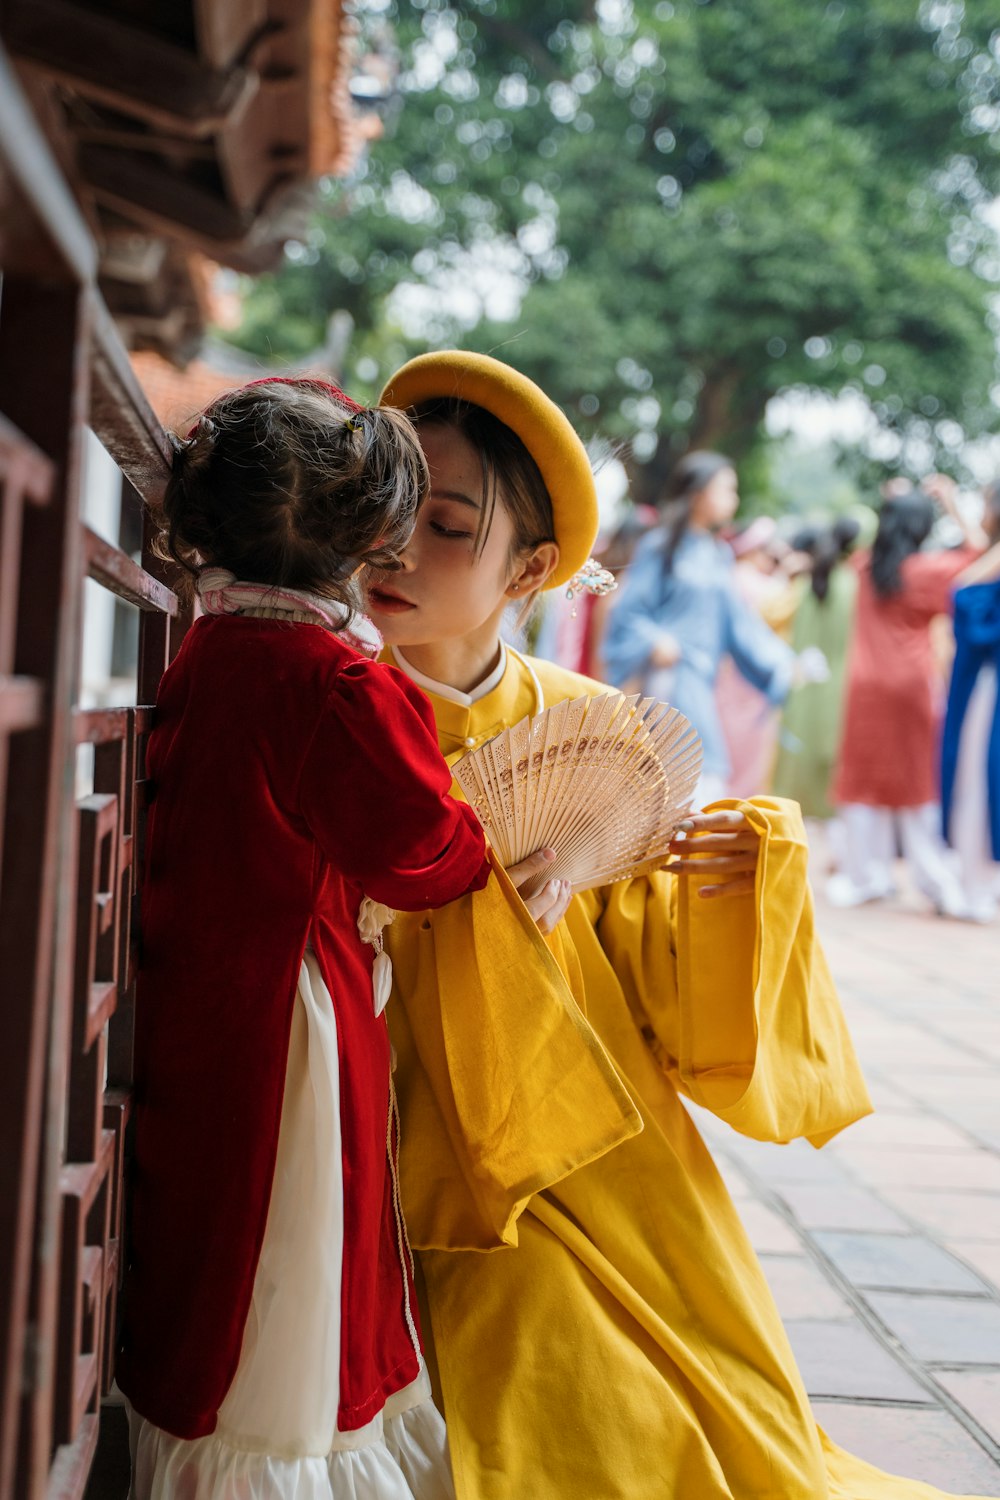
[830,477,984,914]
[116,377,491,1500]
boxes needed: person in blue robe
[941,482,1000,921]
[604,452,801,802]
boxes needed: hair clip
[565,557,618,604]
[345,413,364,432]
[180,412,219,443]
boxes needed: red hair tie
[185,375,364,437]
[240,375,364,413]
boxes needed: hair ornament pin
[175,412,218,450]
[565,557,618,605]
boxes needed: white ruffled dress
[127,952,454,1500]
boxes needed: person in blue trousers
[941,481,1000,922]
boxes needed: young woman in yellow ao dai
[363,351,996,1500]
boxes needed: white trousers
[829,801,968,915]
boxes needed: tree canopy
[232,0,1000,499]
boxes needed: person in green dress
[773,512,871,818]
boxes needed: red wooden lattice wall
[0,47,189,1500]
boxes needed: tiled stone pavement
[690,843,1000,1495]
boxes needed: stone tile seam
[844,984,1000,1078]
[810,1395,938,1409]
[735,1168,1000,1306]
[769,1184,1000,1311]
[814,1136,1000,1291]
[721,1148,1000,1466]
[847,1287,996,1303]
[842,1107,993,1152]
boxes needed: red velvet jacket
[116,616,489,1439]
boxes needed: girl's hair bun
[153,380,428,609]
[168,416,217,479]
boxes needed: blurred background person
[589,505,660,680]
[941,482,1000,923]
[535,504,659,677]
[773,513,873,865]
[717,515,800,798]
[830,478,986,914]
[604,452,815,806]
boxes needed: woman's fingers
[524,878,573,934]
[669,811,760,858]
[506,847,556,890]
[669,853,759,876]
[504,849,572,933]
[678,809,746,833]
[668,831,756,854]
[669,808,761,898]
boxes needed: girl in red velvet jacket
[116,378,490,1500]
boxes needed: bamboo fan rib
[453,693,703,898]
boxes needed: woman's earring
[511,583,520,592]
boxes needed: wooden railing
[0,43,188,1500]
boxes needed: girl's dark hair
[808,515,861,603]
[157,380,428,609]
[660,450,734,574]
[789,523,821,555]
[870,489,936,599]
[410,398,555,564]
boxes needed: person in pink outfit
[830,478,985,913]
[717,516,799,797]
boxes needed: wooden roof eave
[5,0,260,139]
[0,44,172,493]
[3,0,362,362]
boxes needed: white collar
[196,567,383,657]
[391,641,508,706]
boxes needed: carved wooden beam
[0,46,97,283]
[80,144,292,273]
[83,142,253,240]
[5,0,259,138]
[87,292,173,504]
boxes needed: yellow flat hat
[378,350,597,590]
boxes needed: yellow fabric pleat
[388,853,641,1252]
[600,795,873,1145]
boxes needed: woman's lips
[366,586,416,614]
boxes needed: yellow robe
[385,649,994,1500]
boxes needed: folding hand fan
[452,693,703,898]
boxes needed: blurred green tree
[231,0,1000,501]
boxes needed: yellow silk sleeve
[386,854,642,1253]
[597,797,872,1147]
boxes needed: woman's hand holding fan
[453,692,703,900]
[667,809,763,898]
[505,849,573,933]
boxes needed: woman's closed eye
[424,486,481,542]
[429,520,474,540]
